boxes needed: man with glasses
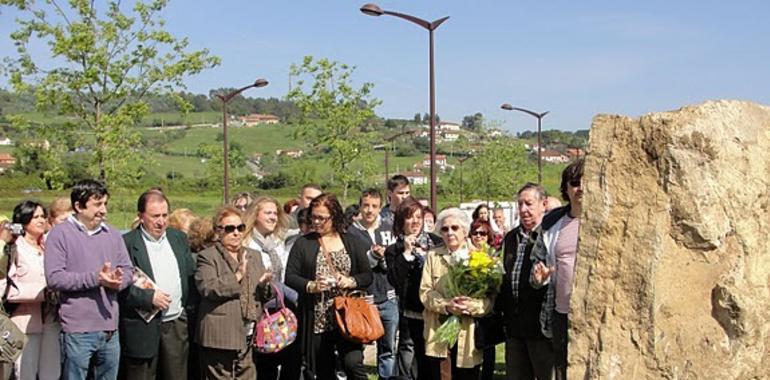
[497,182,552,380]
[118,189,196,380]
[530,158,584,380]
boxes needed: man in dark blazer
[496,183,553,380]
[118,189,196,380]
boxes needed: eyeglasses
[217,224,246,234]
[310,215,331,224]
[470,230,488,237]
[569,179,581,187]
[440,225,461,233]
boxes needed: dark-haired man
[118,190,196,380]
[380,175,411,227]
[347,188,398,378]
[497,182,552,380]
[45,179,133,380]
[531,158,584,380]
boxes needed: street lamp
[361,3,449,212]
[501,103,549,184]
[456,154,471,204]
[383,129,417,184]
[217,78,269,204]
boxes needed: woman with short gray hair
[435,207,471,237]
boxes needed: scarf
[215,243,258,321]
[250,230,284,283]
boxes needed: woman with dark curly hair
[284,193,373,380]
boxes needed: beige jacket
[419,245,493,368]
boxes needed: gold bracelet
[306,281,316,293]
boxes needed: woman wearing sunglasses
[420,208,493,380]
[195,206,274,379]
[284,193,372,380]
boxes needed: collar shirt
[68,214,107,236]
[140,226,183,322]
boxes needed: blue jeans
[376,298,399,378]
[60,331,120,380]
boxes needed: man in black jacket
[497,183,552,380]
[348,188,398,378]
[118,189,196,380]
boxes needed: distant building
[0,137,12,146]
[540,149,570,163]
[422,154,448,168]
[402,170,429,185]
[438,121,461,131]
[0,153,16,173]
[240,113,280,126]
[275,149,304,159]
[440,131,459,141]
[488,129,503,138]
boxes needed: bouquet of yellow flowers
[434,242,503,347]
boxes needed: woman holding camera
[285,193,372,380]
[6,200,61,380]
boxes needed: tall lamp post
[217,78,269,204]
[383,129,417,184]
[361,3,449,212]
[501,103,549,184]
[456,154,471,204]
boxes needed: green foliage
[1,0,220,186]
[464,140,535,200]
[461,112,484,132]
[286,56,381,200]
[196,142,246,188]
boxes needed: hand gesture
[404,235,416,253]
[152,289,171,310]
[98,262,122,290]
[371,245,386,258]
[313,275,333,293]
[533,262,555,284]
[336,273,356,289]
[235,257,249,283]
[258,271,273,285]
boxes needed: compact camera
[2,223,23,235]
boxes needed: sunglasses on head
[470,230,488,237]
[440,225,461,233]
[217,224,246,234]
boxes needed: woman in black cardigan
[386,199,442,379]
[284,193,373,380]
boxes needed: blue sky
[2,1,769,133]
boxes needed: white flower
[450,248,470,266]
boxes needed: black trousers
[505,336,553,380]
[309,330,367,380]
[119,317,189,380]
[553,312,569,380]
[426,344,479,380]
[254,340,301,380]
[396,316,432,380]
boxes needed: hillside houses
[240,113,280,126]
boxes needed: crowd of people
[0,158,584,380]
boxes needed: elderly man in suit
[118,189,196,380]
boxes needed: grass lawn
[160,123,302,156]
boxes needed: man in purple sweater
[44,179,133,380]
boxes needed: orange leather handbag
[320,240,384,344]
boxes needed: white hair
[435,207,471,236]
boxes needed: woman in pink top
[7,200,61,380]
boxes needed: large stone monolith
[570,100,770,379]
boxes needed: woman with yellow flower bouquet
[419,208,503,380]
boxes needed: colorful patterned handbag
[253,283,298,354]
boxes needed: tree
[197,142,246,188]
[286,56,380,199]
[1,0,219,186]
[467,140,535,200]
[413,113,421,124]
[461,112,484,132]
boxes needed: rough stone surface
[570,100,770,380]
